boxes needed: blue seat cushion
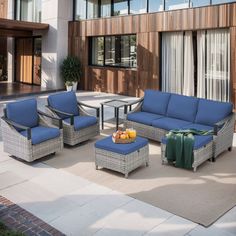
[162,135,213,150]
[142,90,171,115]
[20,126,60,145]
[182,123,213,131]
[152,117,191,131]
[6,98,38,131]
[167,94,199,122]
[95,136,148,155]
[127,112,163,126]
[195,99,233,126]
[64,115,97,131]
[48,91,79,119]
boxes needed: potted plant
[60,56,82,91]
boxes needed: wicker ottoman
[161,135,214,172]
[95,136,149,178]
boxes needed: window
[130,0,147,14]
[74,0,87,20]
[165,0,189,10]
[212,0,235,4]
[101,0,111,17]
[90,35,137,68]
[148,0,164,12]
[113,0,128,16]
[15,0,42,22]
[91,37,104,65]
[190,0,210,7]
[87,0,99,19]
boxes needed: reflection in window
[190,0,210,7]
[87,0,99,19]
[105,36,116,66]
[90,35,136,68]
[165,0,189,10]
[113,0,128,16]
[91,37,104,66]
[101,0,111,17]
[15,0,42,22]
[74,0,87,20]
[212,0,235,4]
[148,0,164,12]
[130,0,147,14]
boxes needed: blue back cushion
[142,90,171,115]
[48,91,79,119]
[6,98,38,131]
[195,99,233,126]
[167,94,199,122]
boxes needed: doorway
[15,37,42,85]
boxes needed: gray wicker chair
[1,98,63,162]
[46,91,100,146]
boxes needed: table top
[101,99,129,108]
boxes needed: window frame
[73,0,236,21]
[89,34,137,69]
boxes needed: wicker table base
[95,144,149,178]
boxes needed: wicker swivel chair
[1,98,63,162]
[46,91,100,146]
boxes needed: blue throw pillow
[6,98,38,131]
[142,90,171,115]
[48,91,79,119]
[167,94,199,122]
[195,99,233,126]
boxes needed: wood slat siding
[0,0,7,18]
[69,3,236,103]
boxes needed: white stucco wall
[41,0,73,89]
[7,0,15,83]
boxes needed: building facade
[1,0,236,108]
[69,0,236,108]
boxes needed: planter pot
[72,81,78,91]
[66,85,73,91]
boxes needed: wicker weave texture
[46,106,100,146]
[1,117,63,162]
[161,141,213,172]
[95,145,149,178]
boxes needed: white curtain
[183,31,194,96]
[197,30,206,98]
[162,32,184,94]
[197,29,230,102]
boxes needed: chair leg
[228,146,232,152]
[193,167,197,172]
[212,157,216,162]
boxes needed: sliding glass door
[161,29,230,102]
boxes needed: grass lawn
[0,222,25,236]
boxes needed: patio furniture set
[1,90,235,177]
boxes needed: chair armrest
[78,102,100,118]
[46,105,74,125]
[124,98,144,114]
[37,110,63,129]
[1,117,31,140]
[214,113,235,135]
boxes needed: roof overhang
[0,18,49,37]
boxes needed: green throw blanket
[165,129,213,169]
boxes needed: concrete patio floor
[0,91,235,236]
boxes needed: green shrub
[0,222,25,236]
[60,56,82,84]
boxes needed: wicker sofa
[124,90,235,171]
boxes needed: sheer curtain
[197,29,230,102]
[183,31,194,96]
[162,32,184,94]
[162,31,194,96]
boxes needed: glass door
[33,37,42,85]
